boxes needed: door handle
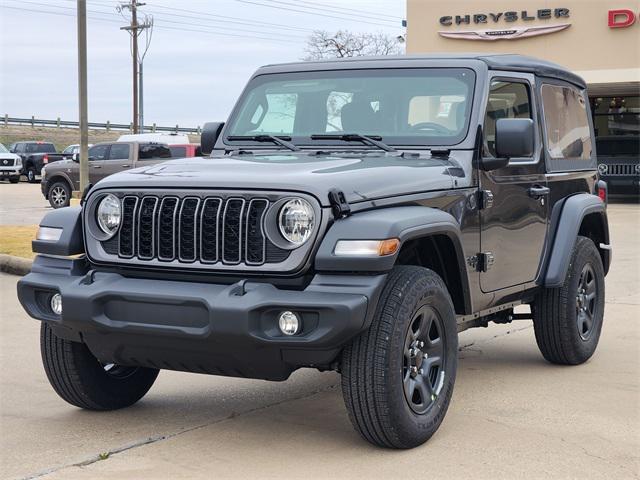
[91,165,102,169]
[528,185,550,199]
[121,164,130,168]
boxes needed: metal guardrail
[2,114,202,135]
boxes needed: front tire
[9,175,20,184]
[341,266,458,449]
[532,236,605,365]
[41,323,159,410]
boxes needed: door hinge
[328,188,351,219]
[477,189,494,210]
[470,252,495,272]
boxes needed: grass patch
[0,225,38,259]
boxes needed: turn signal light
[334,238,400,257]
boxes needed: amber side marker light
[334,238,400,257]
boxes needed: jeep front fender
[543,193,610,287]
[32,206,84,257]
[315,206,463,273]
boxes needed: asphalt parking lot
[0,189,638,479]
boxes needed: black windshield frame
[223,68,477,149]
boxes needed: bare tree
[303,30,403,61]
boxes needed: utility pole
[77,0,89,193]
[119,0,141,134]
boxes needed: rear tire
[532,236,605,365]
[40,323,159,410]
[48,181,71,208]
[26,166,38,183]
[341,266,458,449]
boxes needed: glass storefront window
[590,96,639,137]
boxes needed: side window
[108,143,130,160]
[15,143,24,153]
[138,143,172,160]
[88,144,109,160]
[541,84,592,161]
[483,80,533,158]
[62,146,73,155]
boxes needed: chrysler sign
[439,8,571,41]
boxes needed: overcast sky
[0,0,405,127]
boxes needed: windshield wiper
[310,133,396,152]
[227,135,300,152]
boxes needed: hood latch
[328,188,351,219]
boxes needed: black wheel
[26,166,38,183]
[40,323,159,410]
[9,176,19,184]
[533,236,605,365]
[48,181,71,208]
[341,266,458,449]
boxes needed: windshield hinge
[328,189,351,219]
[477,189,494,210]
[430,149,451,158]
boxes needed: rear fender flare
[543,193,610,287]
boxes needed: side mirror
[482,118,535,171]
[495,118,534,158]
[72,153,79,162]
[201,122,225,155]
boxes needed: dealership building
[406,0,639,151]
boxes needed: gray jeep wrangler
[17,54,611,449]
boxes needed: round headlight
[96,194,121,237]
[278,198,315,246]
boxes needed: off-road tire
[26,166,38,183]
[41,323,159,410]
[533,236,605,365]
[341,266,458,449]
[9,175,20,184]
[48,181,71,208]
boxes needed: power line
[0,5,121,24]
[291,0,403,21]
[235,0,400,28]
[145,5,313,34]
[253,0,401,24]
[0,0,302,44]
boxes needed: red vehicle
[169,143,201,158]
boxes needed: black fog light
[278,311,301,336]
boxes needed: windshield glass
[225,68,475,147]
[0,144,8,153]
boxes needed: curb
[0,254,33,276]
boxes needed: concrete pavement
[1,203,638,480]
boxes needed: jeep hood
[94,152,458,206]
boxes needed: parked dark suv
[596,135,639,197]
[18,54,611,449]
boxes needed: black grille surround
[84,189,324,274]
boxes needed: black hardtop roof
[259,53,586,89]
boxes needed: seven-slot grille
[112,195,273,266]
[602,164,638,176]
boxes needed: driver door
[479,74,549,292]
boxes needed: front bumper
[17,255,386,380]
[602,176,640,195]
[0,168,21,177]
